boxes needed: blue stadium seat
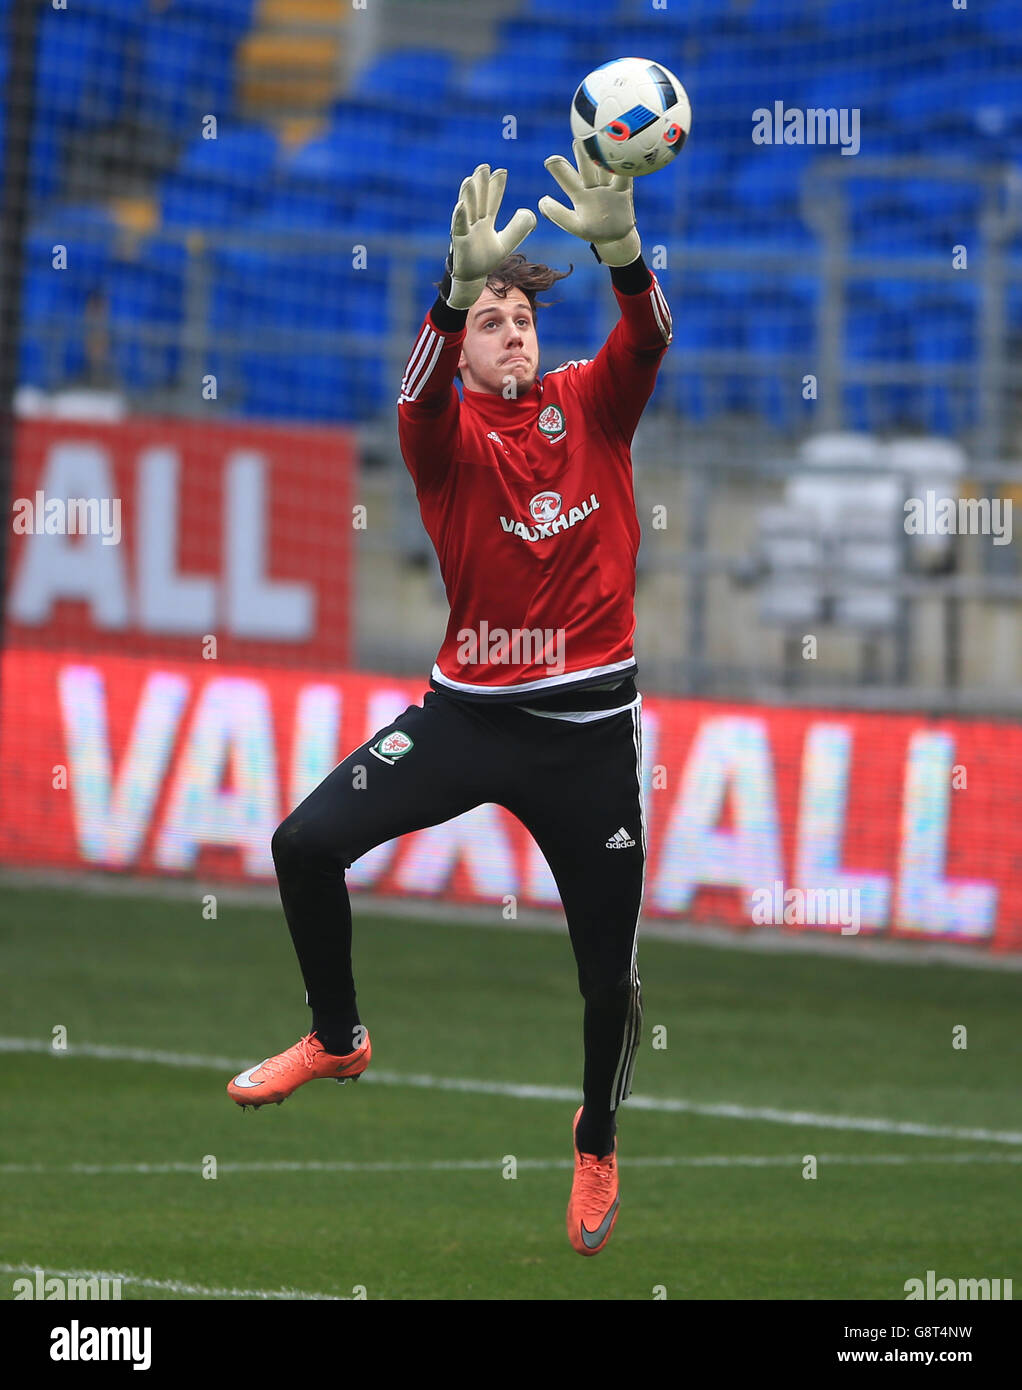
[887,71,975,138]
[742,280,818,429]
[824,0,908,23]
[826,0,958,34]
[208,278,391,415]
[670,144,727,205]
[35,8,128,128]
[407,252,447,328]
[842,178,950,255]
[437,112,510,161]
[457,51,577,115]
[527,0,619,15]
[912,302,974,364]
[616,0,731,29]
[222,349,387,423]
[106,237,188,391]
[308,114,451,222]
[161,127,278,228]
[342,189,422,234]
[846,300,912,363]
[661,279,749,419]
[495,17,578,64]
[976,0,1022,39]
[351,49,456,111]
[686,60,781,119]
[72,0,147,21]
[327,98,414,147]
[278,129,371,221]
[683,208,815,253]
[374,166,464,234]
[519,0,626,54]
[30,206,114,285]
[21,294,87,390]
[257,187,343,230]
[854,214,945,257]
[164,0,255,39]
[967,75,1022,139]
[209,243,390,340]
[898,177,983,227]
[631,166,684,226]
[138,15,238,134]
[535,280,602,351]
[29,115,63,202]
[1007,282,1022,334]
[732,148,815,217]
[580,22,669,63]
[731,0,822,32]
[20,208,115,389]
[491,133,566,216]
[908,298,975,433]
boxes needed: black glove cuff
[431,250,468,331]
[609,254,652,295]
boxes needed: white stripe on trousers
[609,699,645,1110]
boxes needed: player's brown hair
[481,253,573,313]
[437,254,572,318]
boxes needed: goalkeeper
[228,143,672,1257]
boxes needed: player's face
[459,289,539,397]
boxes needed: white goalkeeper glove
[445,164,537,310]
[538,137,640,267]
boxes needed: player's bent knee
[271,812,348,876]
[578,971,637,1012]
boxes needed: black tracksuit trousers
[270,686,645,1123]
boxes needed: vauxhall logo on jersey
[501,489,601,543]
[530,491,562,524]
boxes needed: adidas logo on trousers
[606,827,636,849]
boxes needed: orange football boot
[227,1030,371,1109]
[566,1106,620,1256]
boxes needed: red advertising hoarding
[1,649,1018,951]
[6,417,354,668]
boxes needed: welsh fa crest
[370,730,414,765]
[537,405,566,442]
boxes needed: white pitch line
[2,1036,1020,1146]
[0,1261,345,1301]
[1,1154,1021,1178]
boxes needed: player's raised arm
[398,165,536,490]
[539,139,672,443]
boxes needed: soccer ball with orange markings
[570,57,692,177]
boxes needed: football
[570,56,692,177]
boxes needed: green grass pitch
[0,882,1019,1301]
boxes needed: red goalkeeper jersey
[397,262,672,702]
